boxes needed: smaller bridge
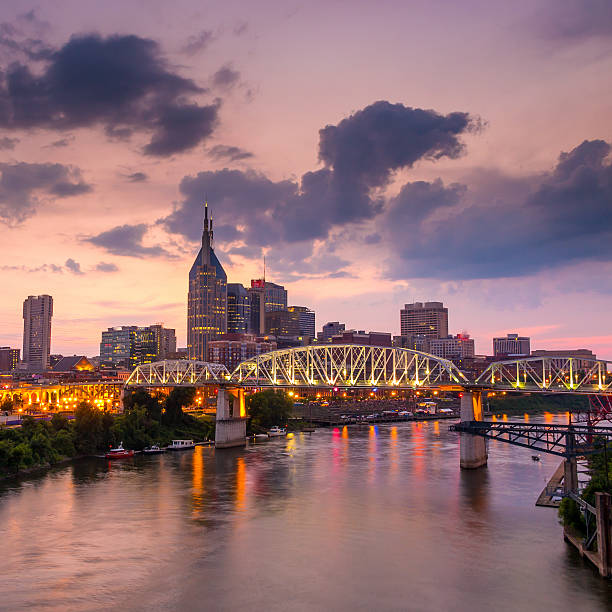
[125,360,230,387]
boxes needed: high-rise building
[0,347,20,371]
[265,309,301,338]
[400,302,448,339]
[331,331,392,347]
[493,333,530,357]
[100,324,176,369]
[227,283,251,334]
[248,283,265,335]
[288,306,315,339]
[317,321,346,342]
[187,203,227,359]
[23,294,53,371]
[248,280,287,335]
[150,324,177,359]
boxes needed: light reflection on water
[0,414,611,611]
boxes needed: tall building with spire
[187,202,227,360]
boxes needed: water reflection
[0,418,611,611]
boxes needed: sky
[0,0,611,358]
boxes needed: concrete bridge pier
[460,391,488,469]
[215,387,247,449]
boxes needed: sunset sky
[1,0,611,357]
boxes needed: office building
[265,309,301,338]
[400,301,448,339]
[23,294,53,371]
[227,283,251,334]
[187,203,227,359]
[393,335,430,353]
[150,324,177,359]
[493,333,530,357]
[429,334,475,362]
[100,324,175,369]
[248,280,287,335]
[288,306,315,339]
[0,347,20,371]
[318,321,346,342]
[207,333,277,372]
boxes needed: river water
[1,415,612,611]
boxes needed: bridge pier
[460,391,488,469]
[215,387,247,449]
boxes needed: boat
[254,433,269,439]
[166,439,196,451]
[105,442,134,459]
[143,445,165,454]
[532,455,541,462]
[267,426,287,437]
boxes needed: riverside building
[400,302,448,339]
[187,203,227,360]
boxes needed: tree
[0,396,13,413]
[163,388,196,425]
[247,390,292,429]
[74,402,104,453]
[123,389,162,421]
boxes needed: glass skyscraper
[187,203,227,360]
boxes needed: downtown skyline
[1,0,612,357]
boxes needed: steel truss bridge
[476,356,612,394]
[451,421,612,458]
[230,345,469,389]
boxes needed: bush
[247,390,292,430]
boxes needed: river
[1,415,611,611]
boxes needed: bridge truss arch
[230,344,469,389]
[125,360,230,387]
[476,356,612,394]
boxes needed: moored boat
[254,433,269,439]
[166,439,195,450]
[105,442,134,459]
[267,426,286,437]
[143,445,165,454]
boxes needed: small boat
[106,442,134,459]
[254,433,269,439]
[267,426,287,437]
[531,455,541,462]
[143,445,165,454]
[166,439,195,451]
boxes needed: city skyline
[1,1,612,356]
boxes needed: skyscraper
[187,203,227,360]
[248,280,287,335]
[288,306,316,339]
[400,302,448,339]
[227,283,251,334]
[23,294,53,371]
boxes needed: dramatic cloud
[0,162,91,225]
[539,0,612,41]
[212,64,240,89]
[125,172,148,182]
[0,136,18,149]
[161,101,477,259]
[45,135,74,148]
[65,258,83,275]
[85,223,171,258]
[0,33,220,156]
[94,261,119,272]
[181,30,215,56]
[208,144,254,162]
[382,139,612,280]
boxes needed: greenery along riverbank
[559,440,612,533]
[0,388,212,478]
[488,393,588,414]
[0,388,297,478]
